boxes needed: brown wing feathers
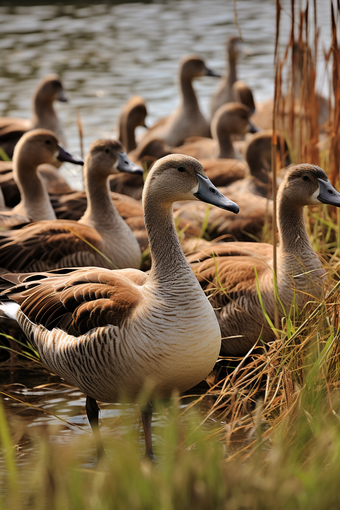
[2,268,142,337]
[0,221,104,271]
[189,250,271,309]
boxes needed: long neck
[215,127,236,159]
[14,155,56,221]
[277,194,320,273]
[118,113,136,153]
[79,166,121,232]
[227,48,237,93]
[32,95,57,127]
[276,193,324,303]
[180,75,199,111]
[144,193,196,286]
[248,156,271,197]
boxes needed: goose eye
[303,175,309,181]
[178,166,185,172]
[105,149,109,154]
[45,140,51,145]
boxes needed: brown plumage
[219,130,290,199]
[140,55,220,147]
[0,74,67,159]
[173,131,290,243]
[231,81,256,114]
[109,138,174,200]
[210,36,243,117]
[0,161,74,209]
[117,96,147,153]
[0,154,239,459]
[187,164,340,356]
[0,129,82,227]
[51,190,200,256]
[175,103,257,161]
[174,192,272,243]
[0,139,142,271]
[0,184,30,229]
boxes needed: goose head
[227,36,252,59]
[13,129,83,169]
[232,80,256,114]
[227,36,242,59]
[34,74,67,104]
[123,96,148,129]
[279,164,340,208]
[86,139,143,178]
[143,153,239,213]
[179,55,221,80]
[211,102,258,140]
[245,130,290,178]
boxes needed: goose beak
[317,178,340,207]
[116,152,143,174]
[57,145,84,165]
[58,90,68,102]
[194,173,239,214]
[205,67,221,78]
[248,121,259,134]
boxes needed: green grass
[2,352,340,510]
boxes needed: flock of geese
[0,36,340,459]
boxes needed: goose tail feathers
[0,301,20,321]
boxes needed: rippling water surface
[0,0,334,459]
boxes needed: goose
[1,129,82,226]
[175,103,258,161]
[210,36,246,118]
[173,187,272,243]
[141,55,220,147]
[218,130,290,198]
[0,139,143,271]
[231,81,256,115]
[172,132,290,243]
[51,189,201,259]
[108,138,173,201]
[110,130,248,201]
[117,96,147,153]
[0,75,67,159]
[186,129,288,192]
[187,164,340,356]
[0,154,239,459]
[0,185,30,230]
[0,160,73,209]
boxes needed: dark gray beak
[117,152,143,174]
[205,67,221,78]
[248,121,260,134]
[57,145,84,165]
[194,173,239,213]
[317,178,340,207]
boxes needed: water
[0,0,335,459]
[0,1,333,183]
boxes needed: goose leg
[140,401,154,459]
[86,395,105,460]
